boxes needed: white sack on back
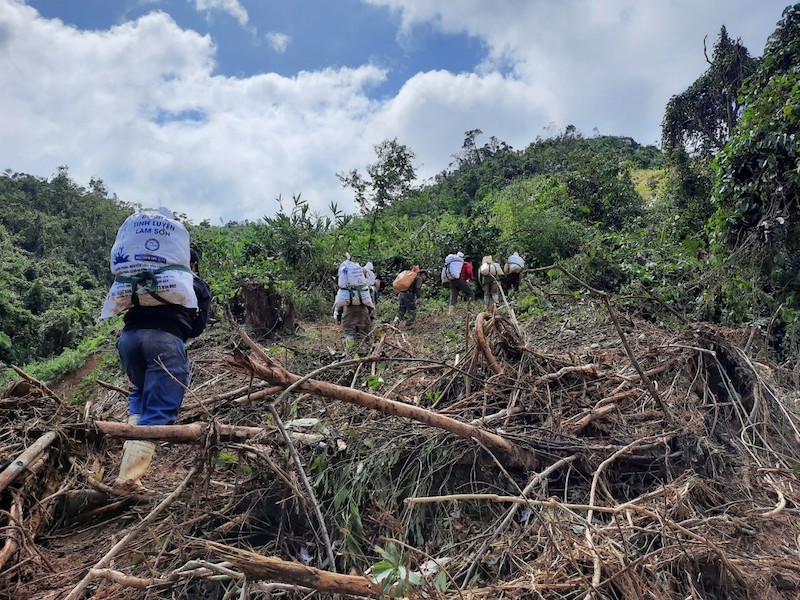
[362,262,377,287]
[100,208,196,318]
[101,271,197,317]
[479,262,503,277]
[338,254,367,288]
[442,253,464,281]
[334,288,374,308]
[110,208,191,276]
[505,252,525,274]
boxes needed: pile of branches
[0,297,799,599]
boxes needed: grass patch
[1,317,121,387]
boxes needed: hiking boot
[112,440,155,495]
[110,479,155,497]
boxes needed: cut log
[93,421,322,446]
[203,540,383,598]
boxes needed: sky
[0,0,792,224]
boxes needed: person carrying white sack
[478,255,503,309]
[441,251,474,315]
[502,251,525,296]
[100,208,211,495]
[333,254,374,344]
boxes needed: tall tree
[662,26,755,158]
[337,138,417,252]
[713,4,800,300]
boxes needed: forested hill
[0,132,661,370]
[0,168,133,365]
[3,4,800,376]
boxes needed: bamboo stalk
[0,431,58,494]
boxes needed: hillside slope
[1,290,799,599]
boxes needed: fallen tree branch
[535,264,675,425]
[89,565,316,597]
[63,466,199,600]
[181,384,284,411]
[534,364,602,387]
[563,389,641,433]
[222,351,536,469]
[460,454,579,586]
[0,491,22,571]
[9,365,60,401]
[201,540,383,598]
[96,380,129,395]
[239,329,338,573]
[408,491,749,589]
[474,312,504,375]
[89,568,170,589]
[0,431,58,494]
[599,294,675,426]
[93,421,322,446]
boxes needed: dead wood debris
[0,306,799,599]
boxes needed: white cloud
[194,0,248,28]
[265,31,290,54]
[0,1,386,222]
[374,70,550,180]
[365,0,789,147]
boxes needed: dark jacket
[123,276,211,341]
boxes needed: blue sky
[27,0,486,96]
[0,0,791,223]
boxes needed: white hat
[364,262,374,271]
[457,251,464,258]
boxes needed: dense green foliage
[710,4,800,342]
[662,27,755,158]
[0,168,133,366]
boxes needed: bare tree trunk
[241,281,296,337]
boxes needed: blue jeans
[117,329,189,426]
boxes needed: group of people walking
[334,251,525,342]
[100,207,524,495]
[441,251,525,312]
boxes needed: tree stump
[240,281,296,337]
